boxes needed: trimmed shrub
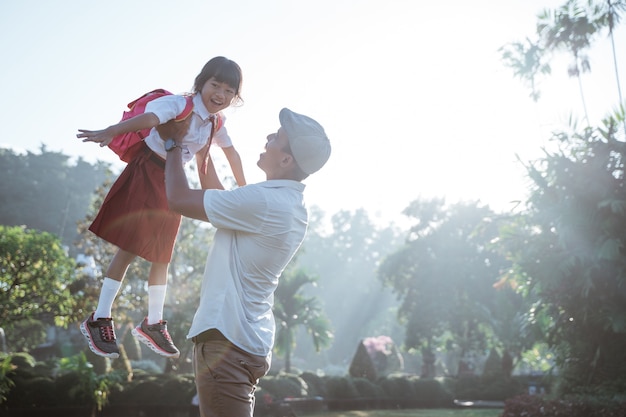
[257,374,306,399]
[322,376,359,399]
[161,375,195,405]
[378,375,414,398]
[352,377,385,398]
[454,375,482,400]
[299,371,326,397]
[5,376,56,408]
[412,377,454,406]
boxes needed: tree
[499,37,551,102]
[0,225,78,351]
[273,263,333,373]
[501,0,625,120]
[0,147,109,248]
[378,199,511,377]
[295,208,403,369]
[537,0,598,124]
[499,108,626,394]
[590,0,626,132]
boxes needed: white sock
[147,285,167,325]
[94,277,122,319]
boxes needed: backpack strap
[175,95,195,121]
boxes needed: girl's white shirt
[143,93,232,163]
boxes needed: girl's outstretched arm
[77,113,161,147]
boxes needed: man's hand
[157,117,191,142]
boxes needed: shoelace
[160,327,174,344]
[99,323,116,342]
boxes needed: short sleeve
[203,187,266,232]
[144,95,188,124]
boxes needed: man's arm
[165,146,209,222]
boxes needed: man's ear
[281,154,294,167]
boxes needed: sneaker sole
[79,320,120,359]
[132,327,180,359]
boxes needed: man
[161,108,331,417]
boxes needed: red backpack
[109,89,194,162]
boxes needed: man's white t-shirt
[187,179,308,357]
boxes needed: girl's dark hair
[193,56,244,106]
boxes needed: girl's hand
[77,129,115,147]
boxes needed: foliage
[412,378,454,405]
[0,353,36,407]
[501,0,626,120]
[499,37,551,101]
[108,373,195,406]
[258,373,308,399]
[349,336,404,381]
[323,375,359,399]
[0,147,109,247]
[273,261,333,373]
[2,353,192,410]
[349,341,377,381]
[0,225,80,349]
[299,371,327,397]
[0,354,15,404]
[451,374,527,402]
[352,377,385,398]
[502,394,626,417]
[296,207,404,368]
[378,375,414,399]
[378,200,513,376]
[498,109,626,394]
[55,352,125,411]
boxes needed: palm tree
[590,0,626,132]
[273,266,333,373]
[499,37,552,102]
[537,0,599,125]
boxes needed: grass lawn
[304,409,503,417]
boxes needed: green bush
[6,376,56,408]
[161,375,196,405]
[454,375,482,400]
[378,375,414,398]
[257,374,306,399]
[299,371,326,397]
[322,376,359,399]
[412,377,454,405]
[352,377,385,398]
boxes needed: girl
[76,56,244,359]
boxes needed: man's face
[257,128,292,174]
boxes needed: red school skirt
[89,143,181,263]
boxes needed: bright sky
[2,0,625,228]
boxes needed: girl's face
[200,77,236,114]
